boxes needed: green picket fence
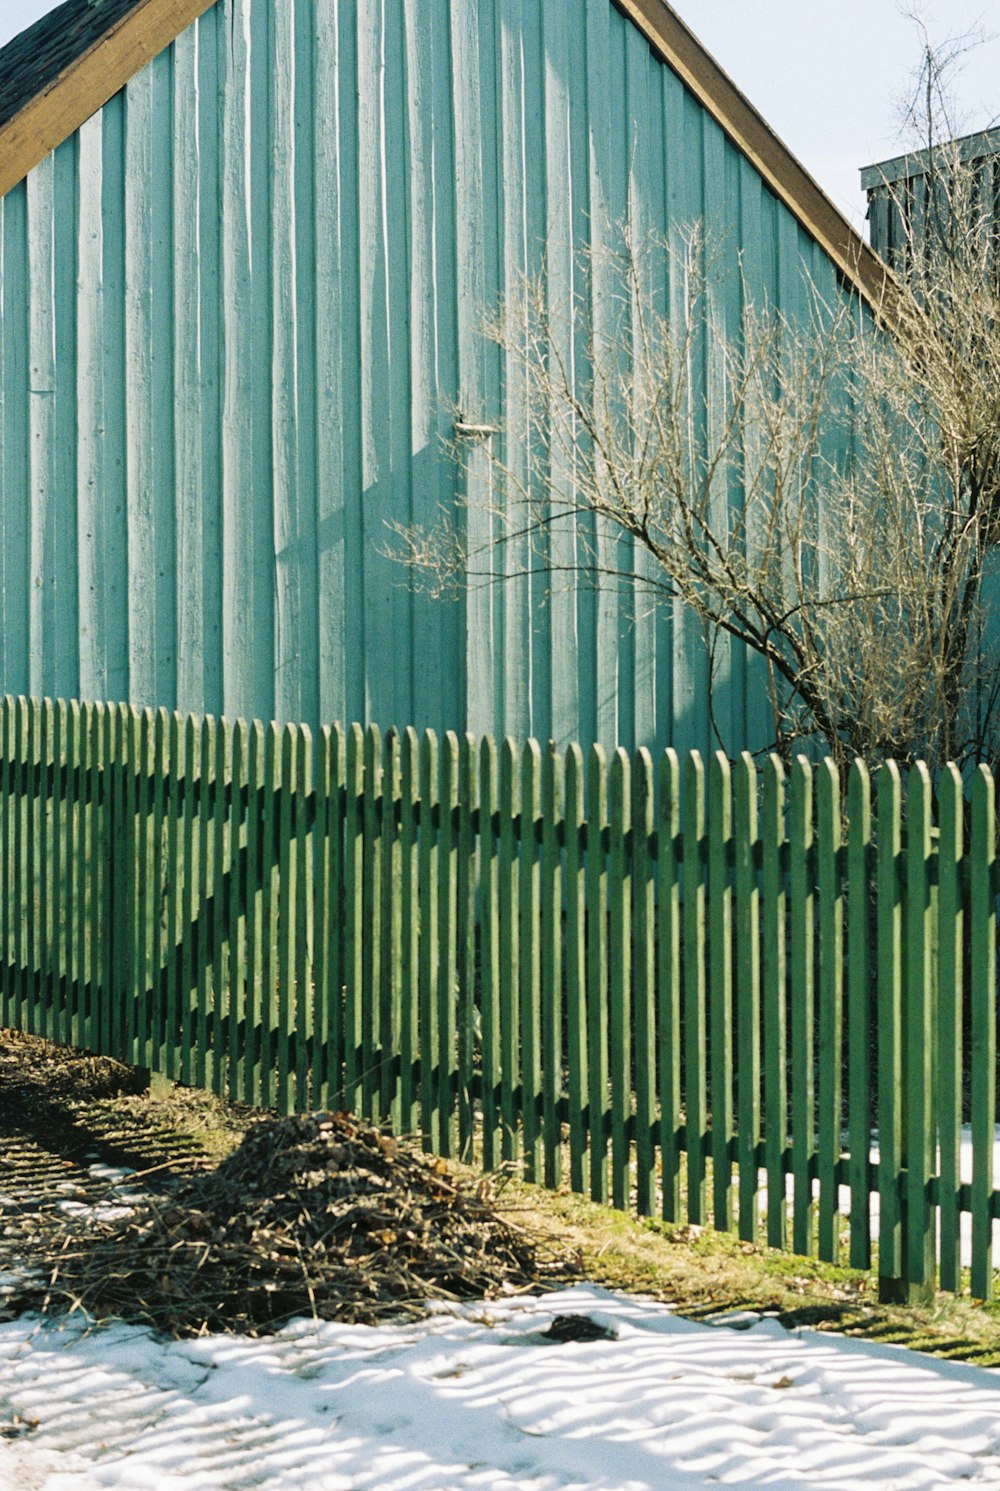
[1,695,998,1299]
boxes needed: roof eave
[861,125,1000,191]
[0,0,890,311]
[0,0,216,200]
[614,0,890,309]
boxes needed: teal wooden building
[0,0,885,754]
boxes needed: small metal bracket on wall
[453,420,499,441]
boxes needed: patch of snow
[1,1286,1000,1489]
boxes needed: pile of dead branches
[28,1112,570,1336]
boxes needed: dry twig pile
[27,1112,567,1336]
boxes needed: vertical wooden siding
[0,0,842,754]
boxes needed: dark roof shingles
[0,0,145,131]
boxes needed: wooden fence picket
[906,762,935,1295]
[135,708,155,1073]
[52,701,68,1048]
[586,744,609,1204]
[438,732,460,1157]
[261,724,282,1111]
[609,748,632,1211]
[361,724,383,1121]
[213,716,233,1100]
[457,734,478,1161]
[683,750,707,1225]
[734,753,760,1243]
[325,723,346,1108]
[846,759,872,1271]
[3,698,1000,1300]
[245,720,266,1107]
[397,726,419,1134]
[816,759,842,1264]
[658,748,681,1223]
[381,728,403,1126]
[418,730,440,1152]
[499,738,519,1165]
[877,762,904,1299]
[0,698,10,1032]
[163,712,183,1085]
[196,713,216,1094]
[479,734,501,1169]
[936,764,963,1292]
[228,719,248,1104]
[632,748,656,1217]
[762,755,787,1251]
[343,723,365,1115]
[970,766,996,1301]
[277,727,298,1115]
[541,743,563,1190]
[520,738,543,1183]
[38,700,53,1042]
[709,751,733,1232]
[564,742,588,1195]
[13,697,28,1034]
[789,756,815,1257]
[66,702,82,1051]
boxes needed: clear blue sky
[2,0,998,231]
[677,1,999,227]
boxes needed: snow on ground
[1,1285,1000,1491]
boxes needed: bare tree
[394,128,1000,773]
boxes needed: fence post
[418,730,440,1151]
[906,761,935,1299]
[565,743,588,1195]
[382,728,404,1128]
[817,758,843,1263]
[438,731,460,1156]
[877,761,905,1302]
[229,719,249,1105]
[479,734,501,1169]
[633,748,656,1217]
[762,755,787,1250]
[499,738,520,1165]
[790,756,815,1257]
[735,753,760,1243]
[683,751,707,1225]
[457,734,478,1162]
[709,751,734,1232]
[970,765,996,1301]
[936,763,963,1293]
[398,727,420,1134]
[520,739,542,1182]
[362,724,383,1121]
[587,744,609,1203]
[609,748,632,1211]
[658,749,682,1223]
[541,741,564,1190]
[847,759,872,1270]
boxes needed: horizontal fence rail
[1,696,999,1299]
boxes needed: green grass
[453,1160,1000,1365]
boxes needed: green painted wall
[0,0,843,754]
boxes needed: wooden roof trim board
[0,0,217,200]
[861,125,1000,190]
[0,0,889,306]
[614,0,891,307]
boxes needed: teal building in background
[0,0,884,754]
